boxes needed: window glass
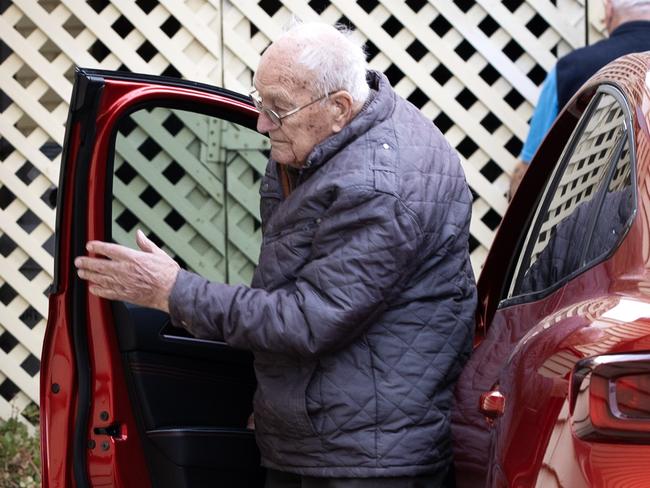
[112,107,269,284]
[583,138,634,264]
[513,92,628,296]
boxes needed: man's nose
[256,111,276,133]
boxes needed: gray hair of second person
[272,22,370,103]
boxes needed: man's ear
[330,91,354,132]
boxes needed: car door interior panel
[112,302,264,487]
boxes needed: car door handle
[479,389,506,422]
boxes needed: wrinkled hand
[74,229,180,312]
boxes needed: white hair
[275,21,370,103]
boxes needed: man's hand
[74,229,180,312]
[508,161,529,201]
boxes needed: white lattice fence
[111,108,269,285]
[0,0,603,428]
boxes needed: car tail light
[616,374,650,419]
[570,353,650,443]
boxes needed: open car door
[41,68,268,488]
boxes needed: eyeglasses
[249,89,334,127]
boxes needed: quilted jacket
[169,71,476,477]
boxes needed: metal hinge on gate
[206,117,222,163]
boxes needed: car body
[453,52,650,487]
[41,53,650,487]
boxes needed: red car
[454,52,650,488]
[42,52,650,487]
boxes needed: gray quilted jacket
[170,71,476,477]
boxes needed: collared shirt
[520,20,650,164]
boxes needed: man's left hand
[74,229,180,312]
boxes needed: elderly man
[75,22,476,487]
[509,0,650,198]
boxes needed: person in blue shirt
[509,0,650,199]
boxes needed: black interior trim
[69,70,106,488]
[113,304,251,363]
[112,301,262,486]
[147,428,259,469]
[51,72,80,295]
[160,331,229,348]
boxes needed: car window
[507,89,633,299]
[111,107,269,284]
[583,137,634,265]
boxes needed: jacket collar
[299,70,395,172]
[610,20,650,38]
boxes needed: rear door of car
[41,68,269,488]
[454,82,640,487]
[486,85,639,487]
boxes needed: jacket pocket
[307,342,376,437]
[253,353,318,439]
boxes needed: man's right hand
[75,229,180,312]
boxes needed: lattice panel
[0,0,601,428]
[114,108,227,280]
[113,108,268,285]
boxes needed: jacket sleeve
[168,187,422,357]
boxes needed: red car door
[41,68,267,488]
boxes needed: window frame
[499,84,637,308]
